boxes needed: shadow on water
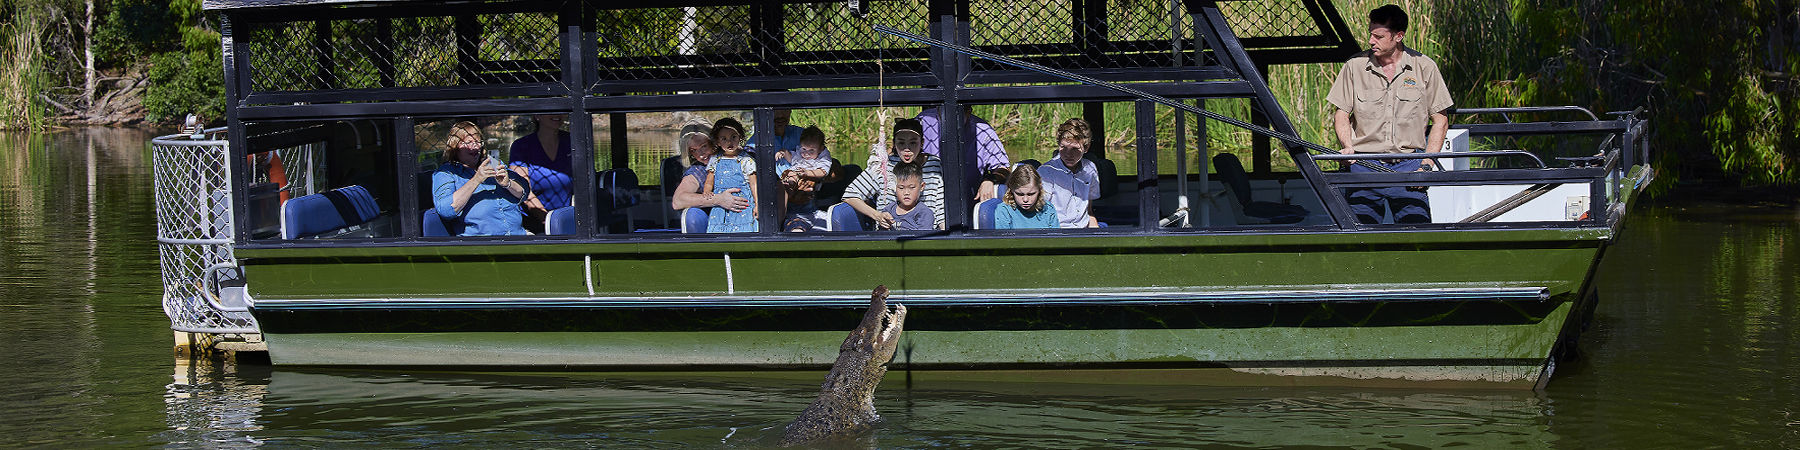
[1,128,1798,447]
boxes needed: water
[3,128,1798,447]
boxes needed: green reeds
[0,8,47,131]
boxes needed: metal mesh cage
[245,12,562,93]
[152,134,257,334]
[1216,0,1324,39]
[968,0,1197,72]
[590,1,933,93]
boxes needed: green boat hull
[242,227,1608,386]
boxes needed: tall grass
[0,8,47,131]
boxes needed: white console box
[1428,129,1589,223]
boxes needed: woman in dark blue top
[508,114,573,234]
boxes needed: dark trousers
[1344,158,1431,224]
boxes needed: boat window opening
[245,120,399,241]
[410,115,605,238]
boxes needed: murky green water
[2,129,1797,447]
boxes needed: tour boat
[154,0,1653,388]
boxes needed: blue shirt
[746,125,805,155]
[433,162,526,236]
[994,202,1059,229]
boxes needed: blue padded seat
[545,205,576,235]
[679,207,708,233]
[973,198,1002,230]
[825,202,862,232]
[421,208,453,237]
[281,185,380,239]
[1212,153,1308,224]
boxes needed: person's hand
[1418,158,1438,171]
[974,190,995,202]
[1338,148,1355,170]
[714,188,750,212]
[873,211,896,229]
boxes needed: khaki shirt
[1326,46,1454,154]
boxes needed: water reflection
[156,368,1561,447]
[162,358,267,447]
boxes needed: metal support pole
[394,116,418,238]
[222,13,251,243]
[1135,100,1159,230]
[564,17,598,237]
[753,107,779,234]
[938,15,969,230]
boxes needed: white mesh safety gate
[152,131,258,334]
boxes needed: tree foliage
[1433,0,1800,187]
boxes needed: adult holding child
[842,118,945,230]
[433,121,528,236]
[777,126,840,232]
[507,114,571,234]
[1326,4,1453,224]
[669,122,752,215]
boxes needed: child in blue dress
[703,118,758,232]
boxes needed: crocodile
[780,285,908,446]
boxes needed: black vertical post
[394,116,419,238]
[563,6,598,238]
[223,13,252,243]
[938,15,969,230]
[1083,102,1106,159]
[455,14,479,85]
[751,3,785,73]
[313,20,335,89]
[1251,62,1271,175]
[1195,98,1210,227]
[753,107,779,234]
[376,18,395,88]
[610,114,627,170]
[1135,100,1159,230]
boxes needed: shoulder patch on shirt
[1403,47,1424,57]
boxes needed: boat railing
[151,129,259,334]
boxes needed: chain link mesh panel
[152,135,257,334]
[246,12,562,93]
[1216,0,1324,39]
[590,1,932,92]
[968,0,1197,72]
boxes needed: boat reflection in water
[158,368,1557,447]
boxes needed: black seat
[816,158,858,205]
[1212,153,1308,224]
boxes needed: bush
[143,49,221,124]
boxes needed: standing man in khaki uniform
[1325,4,1453,224]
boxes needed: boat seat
[545,205,576,235]
[1212,153,1308,224]
[825,201,862,232]
[816,159,858,205]
[281,185,381,239]
[679,207,708,233]
[600,168,641,232]
[421,208,454,237]
[973,198,1001,229]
